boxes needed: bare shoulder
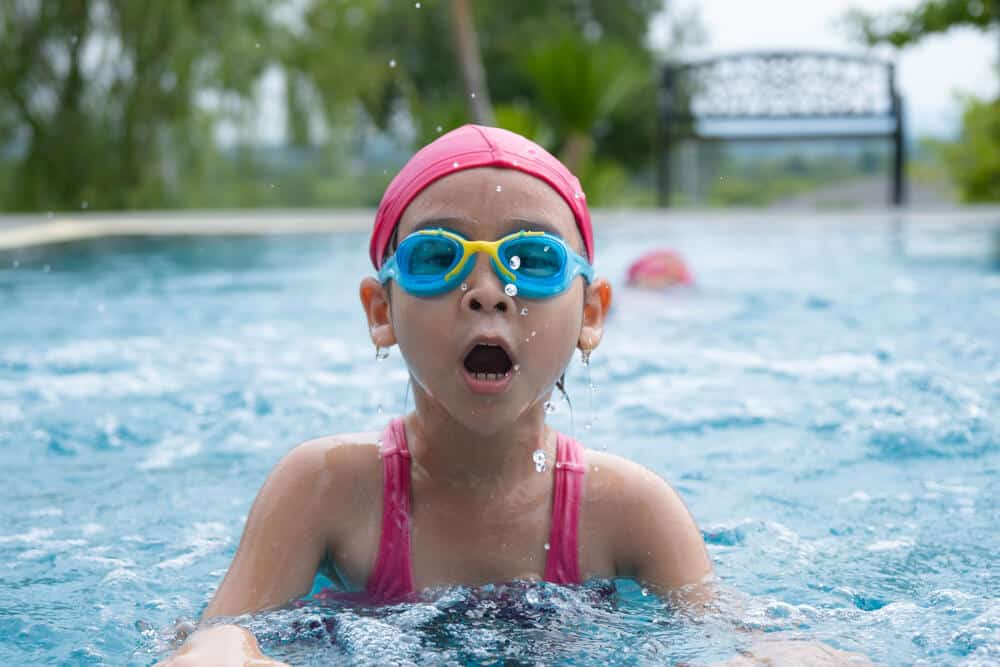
[581,449,712,589]
[273,431,383,507]
[581,451,691,529]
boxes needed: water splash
[389,59,397,68]
[505,284,518,297]
[532,449,547,472]
[509,255,521,270]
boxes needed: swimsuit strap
[544,432,587,585]
[365,417,416,601]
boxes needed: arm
[608,458,714,601]
[158,440,342,665]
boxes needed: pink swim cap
[369,124,593,269]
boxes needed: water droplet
[512,159,519,167]
[470,92,476,99]
[641,587,649,597]
[574,191,584,200]
[415,1,421,7]
[542,246,550,252]
[509,255,520,270]
[531,330,536,337]
[525,588,540,605]
[375,347,390,361]
[495,185,502,192]
[460,282,468,291]
[580,349,591,366]
[544,401,556,414]
[544,542,550,551]
[436,125,443,133]
[504,283,518,297]
[255,42,261,49]
[389,59,397,68]
[519,307,528,316]
[452,161,460,168]
[512,364,521,373]
[532,448,547,472]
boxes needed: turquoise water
[1,220,998,665]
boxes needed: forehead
[396,167,579,244]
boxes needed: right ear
[359,277,396,348]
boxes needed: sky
[659,0,998,137]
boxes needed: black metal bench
[657,50,906,207]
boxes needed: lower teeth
[473,372,509,382]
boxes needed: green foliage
[843,0,1000,202]
[844,0,997,48]
[942,96,1000,201]
[0,0,667,212]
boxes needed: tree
[844,0,1000,202]
[0,0,275,211]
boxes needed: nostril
[470,298,482,311]
[495,302,507,313]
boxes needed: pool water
[1,219,998,665]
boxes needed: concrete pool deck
[1,206,999,251]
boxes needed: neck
[403,381,556,491]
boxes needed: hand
[713,638,873,666]
[154,624,291,667]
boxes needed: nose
[461,252,515,314]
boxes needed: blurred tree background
[0,0,673,212]
[2,0,996,213]
[845,0,1000,203]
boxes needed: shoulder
[581,449,712,588]
[580,450,689,527]
[258,431,383,518]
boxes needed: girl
[159,126,857,666]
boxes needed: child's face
[361,167,610,435]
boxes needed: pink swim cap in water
[369,124,593,269]
[626,249,694,287]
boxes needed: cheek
[391,298,455,373]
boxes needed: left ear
[579,278,612,351]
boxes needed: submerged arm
[157,440,340,666]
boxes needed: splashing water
[532,449,547,472]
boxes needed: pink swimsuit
[365,417,587,602]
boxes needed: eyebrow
[410,217,564,239]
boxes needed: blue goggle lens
[500,239,563,279]
[406,237,460,275]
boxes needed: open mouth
[463,343,513,382]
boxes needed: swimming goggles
[377,228,595,298]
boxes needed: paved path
[2,205,999,251]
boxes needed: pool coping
[2,206,999,251]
